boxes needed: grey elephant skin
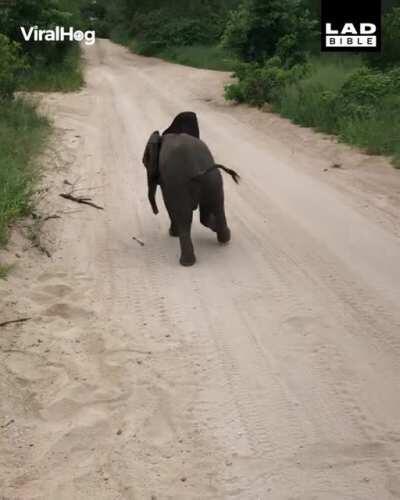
[142,131,239,266]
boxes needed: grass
[19,45,84,92]
[0,263,13,280]
[338,99,400,166]
[0,97,50,246]
[156,44,237,71]
[120,37,237,72]
[276,56,362,132]
[274,55,400,166]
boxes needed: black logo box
[321,0,381,52]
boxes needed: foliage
[0,263,13,280]
[19,44,83,92]
[275,61,400,166]
[155,44,237,71]
[0,34,27,99]
[365,7,400,70]
[221,0,317,64]
[80,0,109,36]
[335,67,400,119]
[0,0,79,65]
[128,6,226,55]
[0,0,84,92]
[0,98,50,245]
[220,1,252,58]
[225,57,309,106]
[338,95,400,166]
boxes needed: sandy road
[1,39,400,499]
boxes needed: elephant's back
[159,134,214,181]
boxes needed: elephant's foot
[180,253,196,267]
[169,225,179,237]
[217,227,231,244]
[179,231,195,266]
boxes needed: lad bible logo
[321,0,381,52]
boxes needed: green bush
[225,57,308,106]
[0,0,78,65]
[158,44,237,71]
[339,94,400,165]
[0,98,50,245]
[335,67,400,119]
[274,60,400,166]
[19,44,83,92]
[130,7,224,54]
[221,0,316,63]
[365,7,400,70]
[221,0,252,59]
[0,34,27,99]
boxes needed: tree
[365,7,400,70]
[221,0,316,65]
[0,34,27,98]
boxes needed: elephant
[162,111,200,139]
[144,112,200,216]
[142,113,240,266]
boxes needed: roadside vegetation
[85,0,240,71]
[91,0,400,167]
[0,95,50,246]
[0,0,86,264]
[221,2,400,167]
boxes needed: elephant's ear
[143,131,161,179]
[162,112,200,139]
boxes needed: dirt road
[1,40,400,499]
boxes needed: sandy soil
[1,39,400,500]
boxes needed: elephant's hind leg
[215,207,231,244]
[169,223,179,237]
[167,196,196,266]
[200,204,217,232]
[178,215,196,266]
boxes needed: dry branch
[132,236,145,247]
[59,193,104,210]
[0,318,32,328]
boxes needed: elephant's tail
[193,164,241,184]
[214,164,241,184]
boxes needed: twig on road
[0,318,32,328]
[0,419,15,429]
[132,236,145,247]
[43,214,62,222]
[59,193,104,210]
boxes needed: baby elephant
[142,129,239,266]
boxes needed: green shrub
[0,0,78,66]
[131,7,223,54]
[0,263,13,280]
[277,83,338,132]
[0,34,27,99]
[339,94,400,165]
[221,0,317,63]
[225,57,308,106]
[0,98,49,245]
[335,67,400,120]
[157,45,237,71]
[365,7,400,70]
[221,0,252,59]
[19,44,83,92]
[274,59,400,166]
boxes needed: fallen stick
[33,243,51,258]
[0,418,15,429]
[132,236,145,247]
[43,214,62,222]
[59,193,104,210]
[0,318,32,328]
